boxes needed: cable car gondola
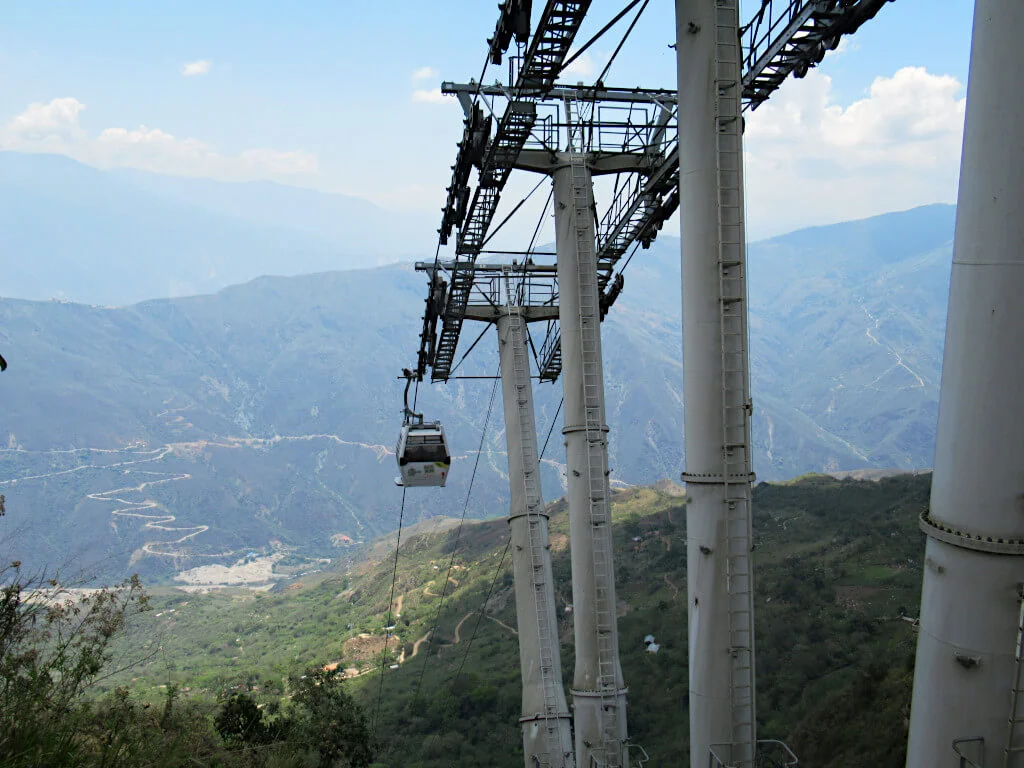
[395,418,451,488]
[395,370,451,488]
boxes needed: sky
[0,0,975,241]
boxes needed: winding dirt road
[453,612,474,644]
[1,428,396,560]
[663,573,680,600]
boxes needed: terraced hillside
[107,473,930,768]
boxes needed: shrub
[286,667,374,768]
[0,565,150,766]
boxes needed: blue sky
[0,1,975,239]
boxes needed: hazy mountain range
[0,151,433,305]
[0,152,955,580]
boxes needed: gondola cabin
[395,421,451,487]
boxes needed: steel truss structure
[415,261,558,320]
[425,0,592,383]
[404,1,899,767]
[427,83,677,384]
[417,0,891,386]
[742,0,895,110]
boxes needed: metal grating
[537,0,896,381]
[742,0,895,111]
[431,0,592,382]
[431,0,896,384]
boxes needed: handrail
[709,739,799,768]
[953,737,985,768]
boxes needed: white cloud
[561,50,594,80]
[412,88,454,105]
[412,66,438,82]
[823,37,857,61]
[92,126,318,177]
[1,97,318,182]
[97,125,205,151]
[7,97,86,140]
[181,60,211,77]
[743,66,967,238]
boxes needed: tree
[215,692,269,745]
[287,667,374,768]
[0,564,151,766]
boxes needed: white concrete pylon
[497,306,576,768]
[675,0,757,766]
[553,154,630,768]
[906,1,1024,765]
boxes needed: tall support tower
[906,1,1024,766]
[675,1,757,767]
[496,297,576,768]
[553,154,630,768]
[417,261,573,768]
[410,2,898,765]
[426,77,677,767]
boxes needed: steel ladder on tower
[504,280,564,763]
[564,93,584,155]
[714,0,756,764]
[569,151,621,767]
[1004,589,1024,767]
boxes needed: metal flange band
[507,510,551,523]
[518,713,574,725]
[681,471,756,485]
[569,686,629,699]
[562,424,610,435]
[919,511,1024,555]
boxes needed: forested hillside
[48,473,931,768]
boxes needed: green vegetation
[212,668,373,768]
[2,474,931,767]
[0,567,374,768]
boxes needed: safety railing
[709,739,799,768]
[953,737,985,768]
[627,742,650,766]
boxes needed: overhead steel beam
[742,0,895,110]
[443,81,678,109]
[417,261,557,273]
[537,0,897,379]
[429,0,592,383]
[427,0,896,385]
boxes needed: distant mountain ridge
[0,203,955,579]
[0,151,431,306]
[107,168,432,257]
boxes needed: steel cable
[372,485,407,734]
[410,370,502,708]
[437,390,563,726]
